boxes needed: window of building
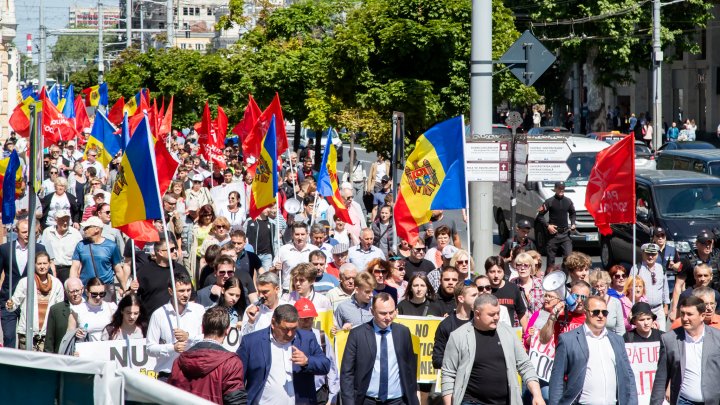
[207,8,213,16]
[183,7,188,15]
[181,43,187,49]
[195,43,204,50]
[195,7,200,15]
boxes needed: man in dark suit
[238,304,331,405]
[549,296,637,405]
[340,292,419,405]
[0,219,49,348]
[651,296,720,404]
[44,277,84,353]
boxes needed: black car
[657,141,715,152]
[600,170,720,268]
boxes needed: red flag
[159,97,166,119]
[232,95,261,142]
[245,93,288,165]
[74,95,91,134]
[197,102,227,169]
[42,93,77,145]
[585,135,636,235]
[150,99,159,138]
[9,101,31,138]
[107,97,125,126]
[117,221,159,242]
[158,96,173,139]
[134,93,150,117]
[155,134,180,193]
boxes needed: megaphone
[541,271,577,312]
[284,198,303,215]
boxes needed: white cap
[191,174,204,182]
[54,209,71,218]
[81,216,103,229]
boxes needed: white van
[493,136,610,250]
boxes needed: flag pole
[275,200,281,288]
[7,226,13,302]
[461,115,471,254]
[309,192,319,229]
[632,222,637,305]
[130,238,137,281]
[286,150,297,200]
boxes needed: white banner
[76,338,158,379]
[222,326,242,352]
[625,341,661,405]
[527,332,555,382]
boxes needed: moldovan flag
[1,150,21,225]
[86,111,122,167]
[585,135,636,235]
[110,116,163,231]
[394,116,467,244]
[317,128,353,224]
[8,96,34,137]
[248,115,278,219]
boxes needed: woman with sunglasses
[67,277,118,342]
[588,269,626,335]
[510,252,544,315]
[6,252,64,350]
[608,265,627,299]
[366,259,398,304]
[450,249,475,281]
[620,276,648,331]
[101,293,147,340]
[629,243,670,331]
[386,255,408,301]
[194,204,216,269]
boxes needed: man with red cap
[295,297,340,404]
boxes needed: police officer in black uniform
[535,181,576,271]
[678,230,720,293]
[499,219,537,262]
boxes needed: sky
[14,0,120,56]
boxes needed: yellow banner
[313,310,334,345]
[394,315,442,383]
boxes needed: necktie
[379,329,389,401]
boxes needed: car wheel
[535,224,548,256]
[600,237,614,268]
[496,211,510,242]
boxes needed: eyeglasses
[514,263,530,268]
[589,309,609,317]
[89,291,107,298]
[613,274,626,279]
[159,247,178,253]
[101,211,110,214]
[372,268,386,274]
[705,302,717,311]
[456,260,469,265]
[218,270,235,276]
[165,202,177,206]
[215,225,228,230]
[476,285,492,292]
[542,293,560,301]
[68,289,83,295]
[571,293,587,301]
[49,171,58,174]
[655,234,666,238]
[344,196,353,200]
[413,247,426,252]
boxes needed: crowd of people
[1,132,720,404]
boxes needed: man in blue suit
[238,304,331,405]
[549,295,637,405]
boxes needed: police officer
[653,227,680,291]
[535,181,575,271]
[499,219,537,263]
[679,230,720,291]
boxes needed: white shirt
[275,243,319,290]
[261,333,295,403]
[282,289,333,313]
[211,182,244,213]
[580,324,617,405]
[45,193,71,226]
[146,301,205,373]
[680,326,705,402]
[42,226,83,266]
[15,242,29,276]
[348,244,386,273]
[240,301,288,336]
[71,301,118,341]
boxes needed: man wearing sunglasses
[549,296,637,405]
[630,243,670,331]
[404,240,436,280]
[196,256,241,308]
[134,236,193,316]
[539,280,591,346]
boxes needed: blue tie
[379,329,389,401]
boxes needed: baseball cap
[652,227,667,237]
[186,199,199,212]
[81,216,104,229]
[696,231,714,244]
[554,181,566,189]
[67,140,76,147]
[191,174,204,182]
[641,243,659,254]
[331,243,349,255]
[54,209,71,218]
[517,219,532,229]
[381,175,390,183]
[442,245,459,259]
[294,298,318,318]
[630,302,656,322]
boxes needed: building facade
[0,0,19,139]
[69,6,121,28]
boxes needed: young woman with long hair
[102,293,148,340]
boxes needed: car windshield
[542,152,597,187]
[654,184,720,218]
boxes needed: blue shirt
[315,272,340,293]
[367,321,402,400]
[72,238,122,285]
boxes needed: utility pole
[140,1,145,52]
[98,0,104,83]
[652,0,663,150]
[166,0,174,48]
[126,0,132,48]
[469,0,493,268]
[39,0,46,87]
[573,63,581,133]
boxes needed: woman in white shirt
[217,191,246,232]
[67,277,118,342]
[101,293,147,340]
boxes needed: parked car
[657,141,715,152]
[586,131,629,144]
[635,141,656,170]
[656,149,720,177]
[600,170,720,268]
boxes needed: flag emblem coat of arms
[406,159,439,196]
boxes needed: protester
[486,256,528,329]
[432,283,479,370]
[274,222,319,292]
[564,251,591,283]
[624,302,662,343]
[669,286,720,330]
[524,288,561,349]
[404,239,436,279]
[348,228,386,272]
[630,242,670,330]
[281,262,333,313]
[340,292,419,405]
[367,258,398,304]
[295,298,340,404]
[40,176,81,228]
[588,269,625,335]
[333,271,376,331]
[386,254,408,302]
[41,210,83,284]
[243,207,276,271]
[607,264,628,298]
[539,280,591,345]
[101,293,147,340]
[69,216,125,301]
[510,252,544,315]
[44,277,84,353]
[213,276,247,329]
[326,243,349,279]
[620,276,648,331]
[6,252,64,351]
[135,236,192,316]
[67,277,118,342]
[326,263,358,310]
[309,250,339,294]
[427,246,459,291]
[241,272,285,336]
[198,217,232,268]
[238,304,331,404]
[169,306,248,404]
[196,255,238,308]
[397,273,436,316]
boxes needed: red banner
[197,102,227,169]
[585,135,636,235]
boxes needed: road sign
[527,142,571,161]
[499,30,556,86]
[467,162,502,182]
[466,142,501,162]
[527,162,571,182]
[515,163,527,183]
[515,142,528,164]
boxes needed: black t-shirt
[463,327,509,404]
[404,258,436,281]
[375,284,398,304]
[624,328,662,343]
[246,218,274,255]
[237,251,263,281]
[429,290,456,317]
[136,260,192,316]
[492,282,527,325]
[123,243,150,269]
[397,299,432,316]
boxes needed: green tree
[50,34,98,82]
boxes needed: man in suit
[441,294,543,405]
[549,296,637,405]
[651,296,720,404]
[238,304,331,405]
[340,292,419,405]
[0,219,49,348]
[44,277,84,353]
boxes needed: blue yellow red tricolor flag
[394,116,467,244]
[86,110,122,167]
[248,115,278,219]
[123,89,150,116]
[110,116,163,231]
[317,128,353,224]
[8,96,35,137]
[1,150,21,225]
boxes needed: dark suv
[600,170,720,267]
